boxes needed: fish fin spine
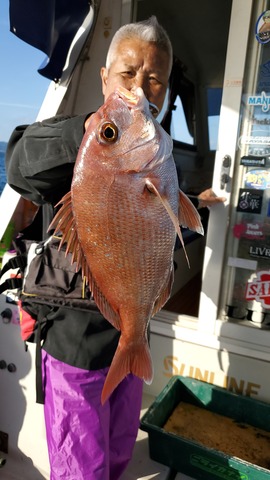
[48,191,92,277]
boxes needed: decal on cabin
[162,355,261,397]
[246,270,270,308]
[255,10,270,44]
[236,188,264,214]
[244,169,270,190]
[233,222,265,240]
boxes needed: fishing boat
[1,0,270,478]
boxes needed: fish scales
[49,86,203,404]
[77,172,175,293]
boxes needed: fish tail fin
[101,339,153,405]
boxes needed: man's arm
[5,114,89,205]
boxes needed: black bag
[0,234,98,403]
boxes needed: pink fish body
[50,86,203,404]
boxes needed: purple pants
[42,350,143,480]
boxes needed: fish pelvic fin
[101,338,153,405]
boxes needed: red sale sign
[246,271,270,308]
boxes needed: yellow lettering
[163,355,179,377]
[245,382,260,397]
[224,377,261,397]
[179,363,186,376]
[227,377,245,395]
[209,371,215,384]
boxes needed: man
[5,16,223,480]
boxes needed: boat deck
[121,393,194,480]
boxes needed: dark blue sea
[0,142,7,195]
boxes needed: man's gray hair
[106,16,173,73]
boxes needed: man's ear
[100,67,108,95]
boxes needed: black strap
[35,316,44,404]
[0,253,26,294]
[35,306,56,404]
[0,277,22,294]
[0,254,26,279]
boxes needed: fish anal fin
[101,338,153,405]
[179,190,204,235]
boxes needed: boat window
[207,87,222,151]
[171,95,194,146]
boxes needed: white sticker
[227,256,257,270]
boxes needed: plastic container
[140,375,270,480]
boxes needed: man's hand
[197,188,226,209]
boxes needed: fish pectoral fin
[145,179,190,266]
[101,338,153,405]
[145,179,182,236]
[179,190,204,235]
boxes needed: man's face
[100,38,171,113]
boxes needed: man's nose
[130,75,149,96]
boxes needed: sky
[0,0,50,142]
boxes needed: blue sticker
[255,10,270,44]
[244,169,270,189]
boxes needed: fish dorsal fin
[48,191,90,271]
[48,192,122,330]
[145,179,190,266]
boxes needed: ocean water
[0,142,7,195]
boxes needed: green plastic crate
[140,376,270,480]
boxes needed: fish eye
[99,122,118,143]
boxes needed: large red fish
[50,86,203,404]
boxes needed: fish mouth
[115,86,159,117]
